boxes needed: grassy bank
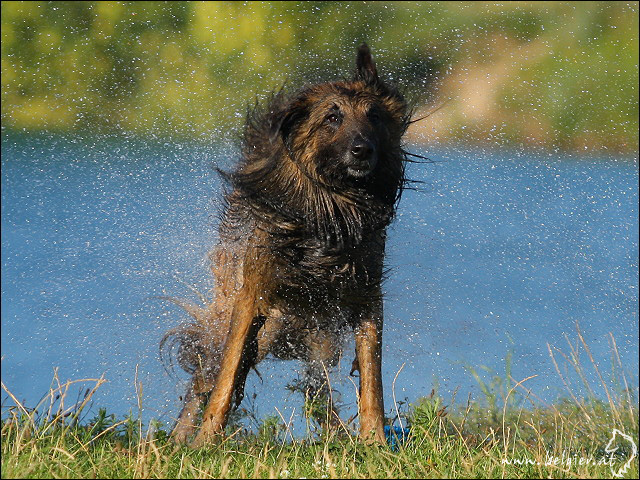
[2,392,637,478]
[2,333,638,479]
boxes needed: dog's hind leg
[171,378,208,444]
[303,330,343,430]
[170,348,222,444]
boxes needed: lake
[1,132,638,432]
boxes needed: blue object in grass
[384,425,411,450]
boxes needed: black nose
[350,138,374,159]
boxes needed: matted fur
[162,43,411,446]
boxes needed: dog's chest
[271,232,385,309]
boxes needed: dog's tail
[158,296,226,385]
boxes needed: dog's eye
[368,111,381,123]
[325,113,341,126]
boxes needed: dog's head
[269,44,409,200]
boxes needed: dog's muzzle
[345,136,377,178]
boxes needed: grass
[2,329,638,479]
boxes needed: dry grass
[2,330,637,479]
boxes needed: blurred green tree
[1,1,637,152]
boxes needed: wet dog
[162,43,410,446]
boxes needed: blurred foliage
[1,1,638,152]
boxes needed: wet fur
[162,44,410,445]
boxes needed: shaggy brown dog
[162,43,410,446]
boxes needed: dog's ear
[269,99,306,144]
[354,43,379,86]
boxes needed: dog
[162,43,411,446]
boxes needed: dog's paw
[170,428,192,445]
[189,429,223,449]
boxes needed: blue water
[2,132,638,432]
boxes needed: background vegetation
[2,1,638,152]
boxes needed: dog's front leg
[190,285,261,447]
[354,301,385,443]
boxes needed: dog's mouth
[344,153,377,179]
[346,165,373,178]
